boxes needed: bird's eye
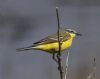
[70,31,73,33]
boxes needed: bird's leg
[52,53,58,63]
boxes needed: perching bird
[16,29,81,61]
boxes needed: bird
[16,28,81,61]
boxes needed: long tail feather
[16,46,33,51]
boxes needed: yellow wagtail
[16,29,81,61]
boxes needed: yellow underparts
[32,37,74,53]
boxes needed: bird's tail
[16,46,34,51]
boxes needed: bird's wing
[33,32,71,45]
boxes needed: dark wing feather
[34,32,70,45]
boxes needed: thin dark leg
[52,53,58,63]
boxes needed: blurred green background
[0,0,98,79]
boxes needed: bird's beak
[76,33,82,36]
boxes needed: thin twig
[56,7,63,79]
[87,72,94,79]
[86,57,96,79]
[93,57,96,78]
[64,51,70,79]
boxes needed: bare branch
[64,51,70,79]
[56,7,64,79]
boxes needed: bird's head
[65,29,82,37]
